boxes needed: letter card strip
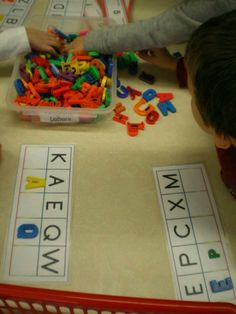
[153,163,236,302]
[84,0,103,17]
[3,144,74,282]
[0,0,35,30]
[46,0,86,17]
[46,0,130,21]
[100,0,129,23]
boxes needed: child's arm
[63,36,85,55]
[0,26,60,61]
[65,0,235,54]
[138,48,188,88]
[26,27,60,54]
[0,27,30,60]
[137,48,177,71]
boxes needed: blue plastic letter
[17,224,39,239]
[142,89,157,102]
[210,277,234,293]
[157,100,176,116]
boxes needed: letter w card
[153,163,236,302]
[3,144,74,282]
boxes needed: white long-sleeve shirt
[0,26,31,61]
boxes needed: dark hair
[185,10,236,138]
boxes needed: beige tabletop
[0,0,235,300]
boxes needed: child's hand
[137,48,177,71]
[63,36,86,55]
[26,27,61,54]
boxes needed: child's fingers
[62,42,76,53]
[63,44,85,55]
[138,51,155,63]
[137,50,152,58]
[65,48,85,55]
[47,37,61,48]
[67,48,76,54]
[64,37,85,53]
[42,45,58,55]
[48,47,56,54]
[62,44,71,53]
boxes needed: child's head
[184,10,236,149]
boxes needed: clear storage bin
[6,16,117,123]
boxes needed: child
[66,5,236,198]
[0,26,60,60]
[0,26,60,158]
[141,10,236,198]
[64,0,236,54]
[184,10,236,198]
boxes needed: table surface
[0,0,235,300]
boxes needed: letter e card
[3,144,74,282]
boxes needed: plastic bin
[0,284,236,314]
[6,16,117,123]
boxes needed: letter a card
[153,163,236,302]
[3,144,74,282]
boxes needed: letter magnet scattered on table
[112,79,176,136]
